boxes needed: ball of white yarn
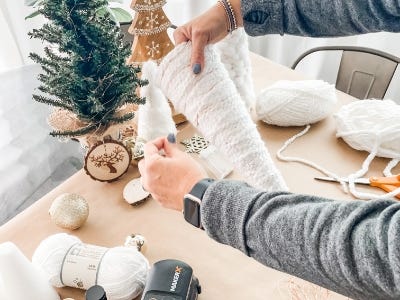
[32,233,149,300]
[256,80,337,126]
[335,99,400,158]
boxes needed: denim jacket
[241,0,400,36]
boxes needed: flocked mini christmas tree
[29,0,147,138]
[127,0,174,66]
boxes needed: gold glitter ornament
[49,193,89,230]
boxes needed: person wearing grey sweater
[138,136,400,300]
[173,0,400,74]
[241,0,400,37]
[139,2,400,299]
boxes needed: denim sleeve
[201,180,400,300]
[241,0,400,36]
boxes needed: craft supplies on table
[32,233,149,300]
[315,174,400,199]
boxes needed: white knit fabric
[335,100,400,159]
[277,100,400,200]
[215,28,256,111]
[256,80,337,126]
[137,62,177,142]
[154,42,287,191]
[334,100,400,200]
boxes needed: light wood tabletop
[1,53,398,300]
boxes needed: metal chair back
[291,46,400,99]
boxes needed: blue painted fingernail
[192,63,201,74]
[167,133,176,144]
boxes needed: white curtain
[0,0,45,72]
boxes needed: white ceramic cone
[137,61,177,142]
[0,242,60,300]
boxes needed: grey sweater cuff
[201,180,254,254]
[201,180,278,255]
[241,0,283,36]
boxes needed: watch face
[184,198,201,228]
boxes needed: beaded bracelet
[217,0,238,33]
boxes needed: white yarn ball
[32,233,149,300]
[256,80,337,126]
[335,99,400,159]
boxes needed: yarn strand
[384,158,400,177]
[276,125,348,192]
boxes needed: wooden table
[1,53,398,300]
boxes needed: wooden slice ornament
[123,177,150,205]
[84,137,132,182]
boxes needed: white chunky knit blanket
[150,42,287,191]
[216,28,255,111]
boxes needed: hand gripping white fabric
[149,43,287,191]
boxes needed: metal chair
[291,46,400,99]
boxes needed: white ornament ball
[125,234,147,253]
[256,80,337,126]
[49,193,89,230]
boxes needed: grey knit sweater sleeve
[201,180,400,300]
[241,0,400,36]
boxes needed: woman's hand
[138,135,207,211]
[173,0,243,74]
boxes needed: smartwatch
[183,178,215,229]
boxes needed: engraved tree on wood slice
[85,139,132,182]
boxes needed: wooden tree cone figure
[128,0,174,66]
[128,0,186,124]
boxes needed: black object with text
[141,259,201,300]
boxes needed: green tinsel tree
[29,0,147,137]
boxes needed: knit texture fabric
[216,28,256,111]
[154,42,287,191]
[334,99,400,200]
[335,99,400,159]
[256,80,337,126]
[241,0,400,37]
[137,62,177,142]
[201,180,400,300]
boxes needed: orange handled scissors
[315,174,400,199]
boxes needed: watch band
[183,178,215,229]
[189,178,215,200]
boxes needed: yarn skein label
[61,243,109,290]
